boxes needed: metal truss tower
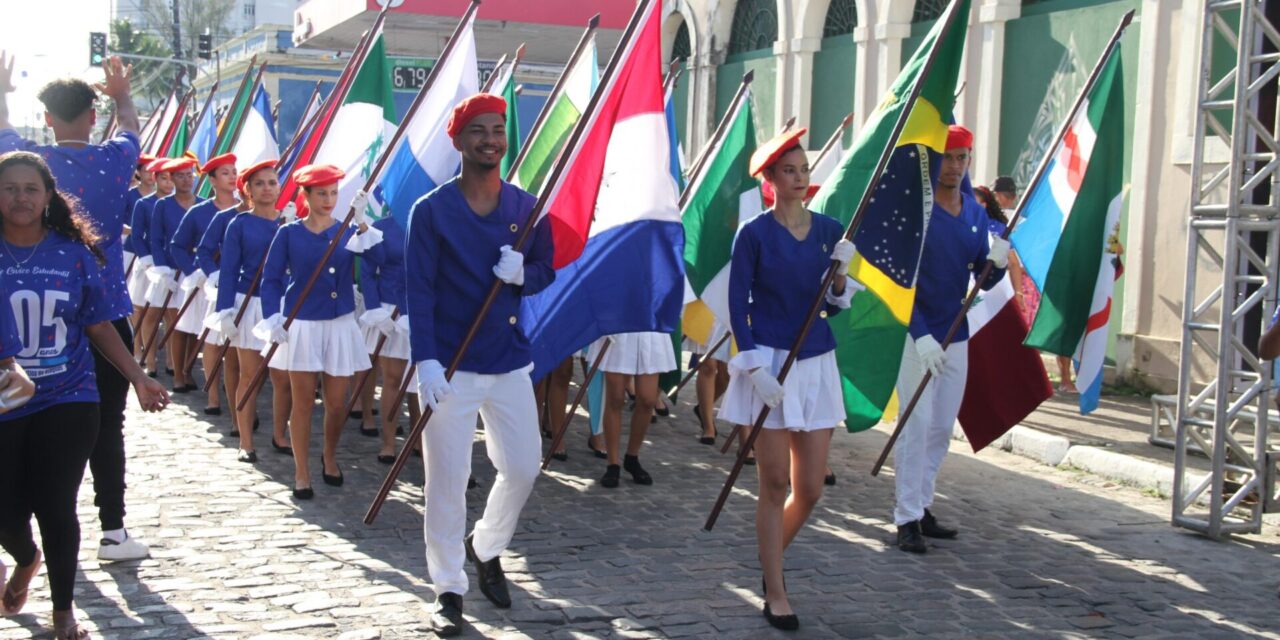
[1175,0,1280,537]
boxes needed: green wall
[717,48,777,142]
[1001,0,1140,364]
[810,33,857,148]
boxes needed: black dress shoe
[272,438,293,456]
[165,367,175,376]
[824,472,837,486]
[654,404,670,418]
[587,435,608,459]
[763,603,800,631]
[465,534,511,608]
[359,425,379,437]
[601,464,620,489]
[551,451,568,462]
[896,521,927,554]
[293,486,314,500]
[921,509,958,539]
[182,383,199,392]
[204,406,222,416]
[377,454,395,464]
[147,370,158,378]
[237,449,257,463]
[431,592,464,637]
[623,455,653,485]
[172,384,190,394]
[396,426,404,436]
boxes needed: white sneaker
[97,535,150,562]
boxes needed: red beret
[145,158,169,172]
[760,180,821,208]
[201,153,237,175]
[237,159,277,194]
[946,125,974,151]
[447,93,507,138]
[137,153,156,168]
[293,163,344,188]
[165,157,199,173]
[749,128,808,177]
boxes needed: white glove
[492,245,525,286]
[416,359,454,411]
[830,238,856,272]
[393,312,410,336]
[146,266,179,293]
[351,190,371,227]
[179,269,207,293]
[988,237,1011,269]
[281,202,298,224]
[253,313,288,345]
[825,275,865,309]
[202,270,220,299]
[915,334,947,378]
[207,308,239,340]
[359,305,397,337]
[748,367,785,409]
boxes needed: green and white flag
[510,36,597,194]
[499,67,521,177]
[311,32,396,215]
[680,93,761,346]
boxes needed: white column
[852,25,874,137]
[688,50,718,154]
[971,0,1020,183]
[783,36,822,146]
[874,21,911,96]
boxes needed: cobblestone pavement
[2,379,1279,639]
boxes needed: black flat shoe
[172,385,190,394]
[601,464,620,488]
[377,454,395,464]
[359,426,379,437]
[763,603,799,631]
[146,370,158,378]
[431,592,464,637]
[237,449,257,463]
[551,451,568,462]
[204,406,222,416]
[183,383,198,392]
[165,367,175,376]
[272,438,293,456]
[321,457,343,487]
[654,404,670,417]
[824,472,837,486]
[623,455,653,485]
[468,475,480,490]
[897,521,927,554]
[349,409,363,420]
[587,435,608,459]
[396,426,404,436]
[744,454,756,466]
[293,486,314,500]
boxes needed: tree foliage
[139,0,236,79]
[109,18,172,110]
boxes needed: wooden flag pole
[703,0,970,532]
[365,0,656,524]
[238,2,481,411]
[505,14,601,181]
[542,338,611,470]
[869,9,1135,476]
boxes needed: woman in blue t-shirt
[0,152,169,639]
[719,130,861,632]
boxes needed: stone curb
[952,424,1179,498]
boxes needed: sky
[1,1,112,127]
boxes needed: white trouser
[419,364,541,596]
[893,335,968,526]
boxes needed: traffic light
[89,32,107,66]
[198,33,212,60]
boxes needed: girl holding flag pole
[144,156,199,390]
[253,163,380,499]
[170,153,238,414]
[209,160,292,463]
[719,129,861,631]
[128,158,172,368]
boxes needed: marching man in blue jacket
[405,94,555,637]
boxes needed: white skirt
[719,346,844,432]
[145,278,181,309]
[231,294,266,352]
[682,322,731,363]
[127,262,150,306]
[200,288,222,343]
[588,331,676,376]
[175,288,207,335]
[363,325,411,361]
[262,312,371,377]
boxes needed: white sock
[102,528,128,544]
